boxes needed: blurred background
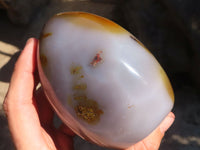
[0,0,200,149]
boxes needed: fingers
[142,112,175,150]
[3,38,45,149]
[35,87,75,138]
[34,87,54,128]
[58,123,76,137]
[159,112,175,134]
[55,131,74,150]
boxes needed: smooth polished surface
[38,12,174,149]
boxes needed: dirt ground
[0,1,200,150]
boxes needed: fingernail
[160,112,175,134]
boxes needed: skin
[3,38,175,150]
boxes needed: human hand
[3,38,75,150]
[3,38,175,150]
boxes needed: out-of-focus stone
[60,0,120,3]
[0,0,9,9]
[160,0,200,88]
[160,86,200,150]
[22,0,118,40]
[121,0,191,76]
[1,0,49,24]
[91,0,121,3]
[1,0,122,25]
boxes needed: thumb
[143,112,175,150]
[126,112,175,150]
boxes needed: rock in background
[0,0,50,24]
[160,0,200,93]
[0,0,200,150]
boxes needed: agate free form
[38,12,174,149]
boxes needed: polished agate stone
[37,12,174,149]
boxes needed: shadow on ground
[0,111,14,150]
